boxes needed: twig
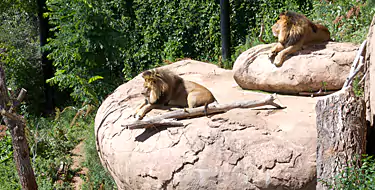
[125,94,285,130]
[299,90,336,97]
[358,69,368,85]
[9,88,27,113]
[258,22,266,44]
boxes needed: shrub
[321,155,375,189]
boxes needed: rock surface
[233,42,359,94]
[95,60,318,190]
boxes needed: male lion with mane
[270,11,331,67]
[133,68,217,120]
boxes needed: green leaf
[88,76,104,83]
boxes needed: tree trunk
[37,0,55,115]
[316,87,366,190]
[0,67,37,190]
[220,0,230,62]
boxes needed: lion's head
[271,11,296,38]
[141,69,178,104]
[271,11,315,46]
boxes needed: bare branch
[125,94,285,130]
[9,88,27,113]
[342,40,367,88]
[258,22,266,44]
[122,119,184,130]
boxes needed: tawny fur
[270,11,331,67]
[134,68,216,120]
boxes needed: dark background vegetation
[0,0,374,189]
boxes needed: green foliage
[45,0,127,104]
[353,76,365,97]
[0,106,96,189]
[0,7,45,114]
[0,131,13,163]
[0,132,21,189]
[0,0,37,14]
[29,106,96,189]
[310,0,375,44]
[44,0,223,102]
[81,124,116,190]
[321,155,375,189]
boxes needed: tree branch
[125,94,285,130]
[122,119,184,130]
[258,22,266,44]
[342,40,367,89]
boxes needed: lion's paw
[273,55,284,67]
[134,114,143,120]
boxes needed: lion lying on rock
[270,11,331,67]
[133,68,217,120]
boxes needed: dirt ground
[71,141,88,190]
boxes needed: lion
[270,11,331,67]
[133,68,217,120]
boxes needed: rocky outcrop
[95,60,318,190]
[233,42,359,94]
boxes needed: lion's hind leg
[187,90,215,115]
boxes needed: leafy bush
[0,132,21,189]
[45,0,127,105]
[310,0,375,44]
[321,155,375,189]
[28,108,87,189]
[0,8,45,114]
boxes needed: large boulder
[95,60,318,190]
[233,42,359,94]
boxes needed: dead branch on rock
[123,119,185,130]
[125,94,285,130]
[342,40,367,89]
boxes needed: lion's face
[142,71,163,104]
[272,15,287,37]
[271,23,280,37]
